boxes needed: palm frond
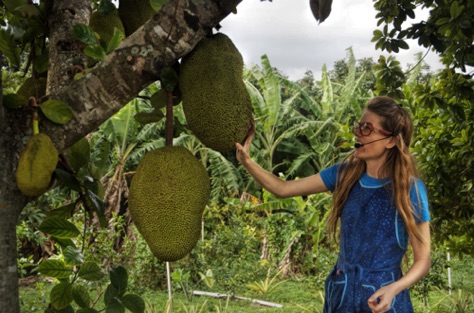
[245,80,266,120]
[285,151,316,178]
[320,65,334,117]
[208,150,242,201]
[127,138,166,164]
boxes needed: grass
[19,256,474,313]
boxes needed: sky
[219,0,444,81]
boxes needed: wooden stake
[193,290,283,308]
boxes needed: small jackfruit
[179,33,253,152]
[17,77,47,101]
[118,0,156,36]
[89,9,125,47]
[16,133,59,197]
[128,146,210,262]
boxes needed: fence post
[447,248,452,295]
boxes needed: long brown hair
[327,96,425,244]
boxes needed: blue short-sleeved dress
[320,163,430,313]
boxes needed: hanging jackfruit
[118,0,156,36]
[179,33,253,153]
[16,133,59,197]
[128,146,210,262]
[89,9,125,46]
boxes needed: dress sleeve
[319,163,342,192]
[410,179,431,223]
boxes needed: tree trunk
[0,1,243,312]
[0,115,29,312]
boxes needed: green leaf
[66,138,91,172]
[72,284,91,308]
[0,28,21,67]
[121,294,145,313]
[51,282,74,310]
[38,217,81,238]
[87,190,106,227]
[77,309,100,313]
[134,110,164,124]
[104,284,119,306]
[160,67,179,92]
[2,93,28,109]
[78,261,104,281]
[110,266,128,296]
[39,100,73,125]
[105,298,125,313]
[46,203,76,219]
[450,1,462,18]
[106,28,125,54]
[37,259,72,279]
[150,89,167,109]
[33,50,49,74]
[14,4,42,18]
[4,0,29,11]
[150,0,168,11]
[397,39,409,50]
[72,23,97,45]
[84,44,106,61]
[63,246,84,265]
[435,17,450,26]
[54,168,81,191]
[52,237,77,250]
[371,29,383,42]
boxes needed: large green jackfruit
[179,33,253,153]
[118,0,156,36]
[89,9,125,46]
[128,146,210,262]
[16,133,59,197]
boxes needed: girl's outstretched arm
[236,121,329,198]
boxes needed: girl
[235,96,431,313]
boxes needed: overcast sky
[219,0,443,80]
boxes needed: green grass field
[19,255,473,313]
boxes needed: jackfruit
[128,146,210,262]
[16,133,59,197]
[179,33,253,153]
[89,9,125,46]
[17,77,47,101]
[118,0,156,36]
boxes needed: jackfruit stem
[33,118,39,135]
[165,90,174,147]
[29,97,40,135]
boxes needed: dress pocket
[324,267,348,312]
[360,270,396,311]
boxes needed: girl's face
[353,110,395,162]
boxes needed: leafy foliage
[372,0,474,72]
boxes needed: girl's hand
[367,284,398,313]
[236,119,255,165]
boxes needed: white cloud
[219,0,443,80]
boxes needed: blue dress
[320,164,430,313]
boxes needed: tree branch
[43,0,243,151]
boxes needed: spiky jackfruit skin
[118,0,155,36]
[89,9,125,46]
[16,133,59,197]
[179,33,253,153]
[128,146,210,262]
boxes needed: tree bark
[0,0,243,312]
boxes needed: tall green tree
[0,1,240,311]
[374,43,474,257]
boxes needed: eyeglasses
[353,121,393,137]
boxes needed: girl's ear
[386,135,399,149]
